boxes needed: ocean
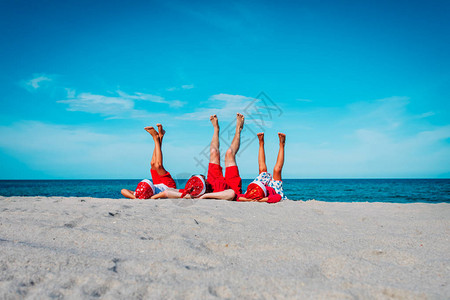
[0,179,449,203]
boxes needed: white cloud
[281,96,450,178]
[117,91,186,108]
[58,93,136,118]
[25,75,52,89]
[0,121,147,178]
[283,125,450,178]
[177,93,282,132]
[0,121,211,179]
[169,100,186,108]
[166,84,195,91]
[58,90,184,119]
[178,93,255,120]
[117,91,165,103]
[415,111,435,119]
[297,98,312,102]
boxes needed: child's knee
[210,148,220,157]
[225,149,235,160]
[151,161,162,170]
[273,165,282,174]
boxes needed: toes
[156,124,165,135]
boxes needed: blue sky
[0,0,449,179]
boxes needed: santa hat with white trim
[134,179,156,199]
[180,175,207,198]
[244,180,268,200]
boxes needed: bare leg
[225,113,245,167]
[199,189,236,201]
[209,115,220,165]
[273,133,286,181]
[145,126,167,176]
[157,123,165,145]
[257,133,267,174]
[149,124,166,167]
[151,189,183,199]
[121,189,136,199]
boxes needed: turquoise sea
[0,179,449,203]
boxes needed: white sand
[0,196,449,299]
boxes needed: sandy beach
[0,196,448,299]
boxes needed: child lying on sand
[120,124,177,199]
[151,113,245,201]
[121,115,287,203]
[236,132,287,203]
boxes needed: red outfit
[134,180,155,199]
[206,163,242,194]
[180,175,206,198]
[236,186,281,203]
[150,169,177,189]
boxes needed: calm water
[0,179,449,203]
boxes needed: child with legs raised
[236,132,287,203]
[121,124,177,199]
[198,113,245,200]
[152,113,245,201]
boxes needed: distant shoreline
[1,179,449,203]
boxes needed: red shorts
[151,169,177,189]
[206,163,242,194]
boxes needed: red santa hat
[244,181,267,200]
[134,179,155,199]
[180,175,206,198]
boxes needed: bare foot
[144,126,159,139]
[236,113,245,131]
[278,132,286,145]
[156,123,165,141]
[257,132,264,144]
[210,114,219,129]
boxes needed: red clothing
[236,186,281,203]
[150,169,177,189]
[179,175,206,198]
[134,180,154,199]
[206,163,242,194]
[266,186,282,203]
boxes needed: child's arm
[121,189,136,199]
[235,196,257,202]
[237,196,279,203]
[199,189,236,200]
[151,189,182,199]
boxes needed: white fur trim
[193,175,206,195]
[141,179,155,194]
[251,180,267,196]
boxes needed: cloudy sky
[0,0,449,179]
